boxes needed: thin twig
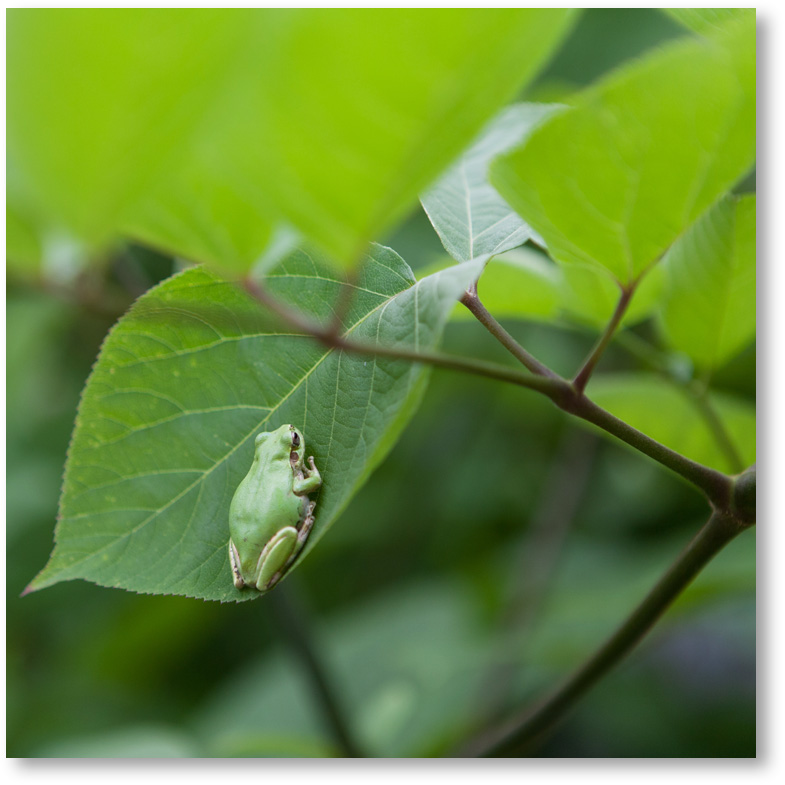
[242,276,565,398]
[573,285,634,393]
[460,286,558,378]
[457,507,754,757]
[267,586,362,757]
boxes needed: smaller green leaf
[658,194,755,370]
[665,8,754,35]
[420,245,663,331]
[490,18,755,284]
[589,373,754,473]
[421,103,560,263]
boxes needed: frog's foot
[296,501,317,547]
[229,540,246,590]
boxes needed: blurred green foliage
[7,8,754,757]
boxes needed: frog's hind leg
[295,500,317,547]
[259,505,318,592]
[271,502,317,587]
[257,527,299,591]
[229,540,246,590]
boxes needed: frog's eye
[291,431,301,448]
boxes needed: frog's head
[254,424,305,467]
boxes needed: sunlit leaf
[120,138,277,278]
[8,8,577,272]
[7,9,244,246]
[664,8,754,35]
[6,202,43,276]
[214,9,577,267]
[418,248,561,323]
[490,18,755,284]
[658,194,755,370]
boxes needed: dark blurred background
[7,9,755,757]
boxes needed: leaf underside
[30,246,481,601]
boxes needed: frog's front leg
[293,456,322,495]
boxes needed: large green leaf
[664,8,754,35]
[420,103,560,263]
[490,18,755,284]
[589,373,755,474]
[658,194,755,370]
[28,247,482,601]
[7,9,244,246]
[8,9,576,272]
[212,9,577,267]
[119,137,278,279]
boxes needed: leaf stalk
[460,286,557,378]
[572,284,634,393]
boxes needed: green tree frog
[229,424,322,592]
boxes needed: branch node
[731,465,756,526]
